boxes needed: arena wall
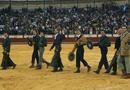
[0,35,118,44]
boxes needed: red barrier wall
[0,37,116,44]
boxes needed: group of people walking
[1,26,130,79]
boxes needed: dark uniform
[72,35,91,73]
[76,44,91,72]
[50,33,64,72]
[94,35,110,74]
[1,37,16,69]
[106,36,121,74]
[30,35,40,67]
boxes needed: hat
[68,52,75,61]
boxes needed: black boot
[111,72,117,75]
[29,64,35,68]
[94,69,100,74]
[74,68,80,73]
[58,67,63,72]
[36,65,42,70]
[13,64,16,69]
[105,70,110,73]
[105,67,110,73]
[87,66,91,72]
[52,68,58,72]
[1,67,7,70]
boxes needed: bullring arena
[0,0,130,90]
[0,35,130,90]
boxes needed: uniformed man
[106,30,121,75]
[29,29,40,69]
[71,30,91,73]
[37,31,50,69]
[1,31,16,70]
[94,31,111,74]
[50,27,64,72]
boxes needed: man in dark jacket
[105,35,121,75]
[1,31,16,70]
[29,30,40,68]
[50,27,64,72]
[94,31,110,74]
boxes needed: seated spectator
[0,4,128,35]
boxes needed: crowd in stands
[0,3,129,35]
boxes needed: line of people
[28,26,65,71]
[94,26,130,79]
[1,26,130,79]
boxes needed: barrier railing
[0,34,119,39]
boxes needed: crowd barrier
[0,34,118,44]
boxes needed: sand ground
[0,44,130,90]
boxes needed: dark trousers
[107,52,117,73]
[112,60,117,73]
[97,53,109,71]
[58,57,64,68]
[51,48,63,69]
[1,53,15,69]
[32,49,39,65]
[76,50,90,69]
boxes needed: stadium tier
[0,3,129,35]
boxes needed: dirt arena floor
[0,44,130,90]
